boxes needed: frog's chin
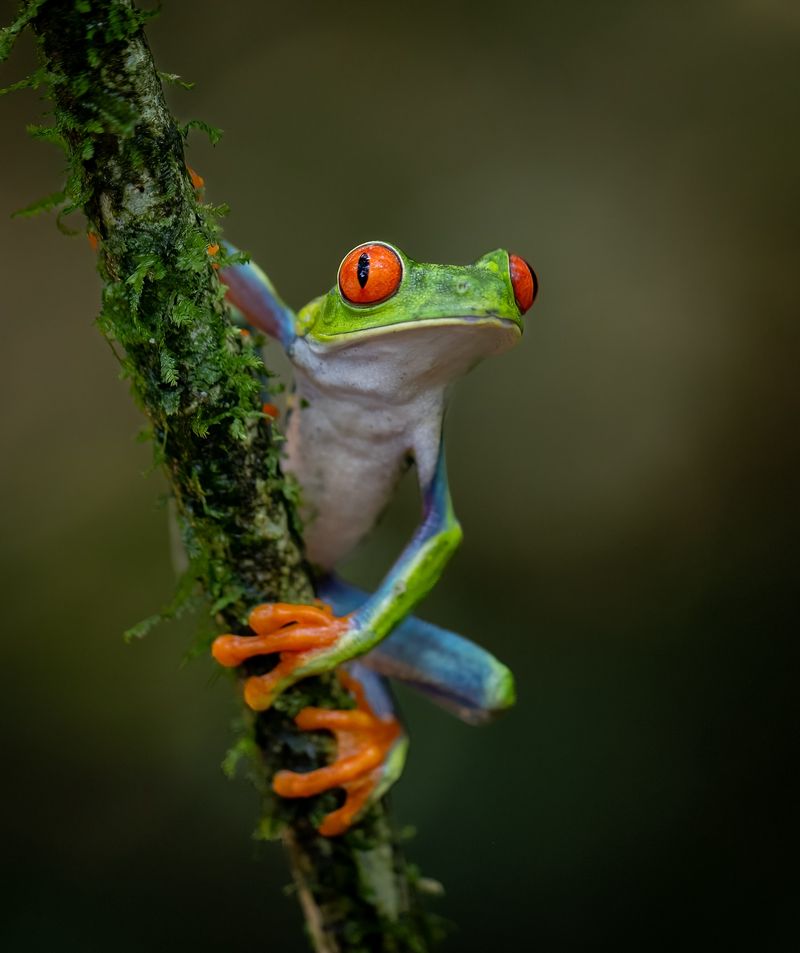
[292,318,521,402]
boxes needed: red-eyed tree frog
[212,241,538,836]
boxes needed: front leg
[219,242,297,350]
[351,435,462,646]
[212,436,461,710]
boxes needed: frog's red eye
[339,243,403,305]
[509,253,538,314]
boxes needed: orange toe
[294,708,375,732]
[273,744,385,798]
[243,657,303,711]
[317,778,376,837]
[211,627,335,667]
[211,633,269,667]
[248,602,338,636]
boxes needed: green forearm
[353,521,464,648]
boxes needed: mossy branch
[1,2,437,949]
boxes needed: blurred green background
[1,1,796,949]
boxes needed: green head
[296,241,538,345]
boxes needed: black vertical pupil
[357,252,370,288]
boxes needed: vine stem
[1,1,436,949]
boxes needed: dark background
[1,1,796,949]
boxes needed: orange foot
[273,670,406,837]
[212,603,351,711]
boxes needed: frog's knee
[485,661,516,716]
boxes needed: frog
[212,240,538,836]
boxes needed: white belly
[283,384,428,569]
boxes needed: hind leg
[318,576,516,725]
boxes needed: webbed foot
[212,603,353,711]
[273,669,407,836]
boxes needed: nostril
[509,253,538,314]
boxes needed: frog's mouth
[313,315,523,346]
